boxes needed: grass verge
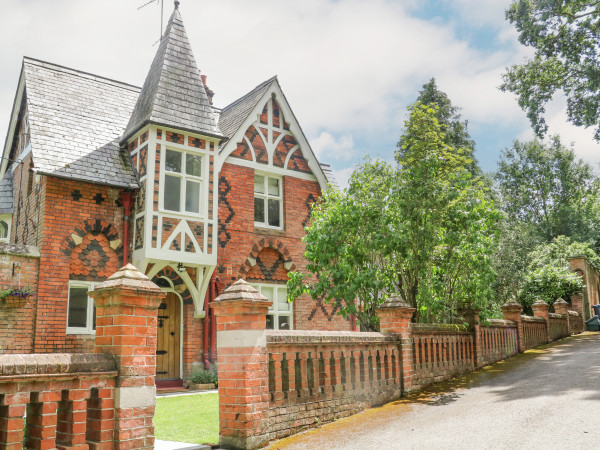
[154,393,219,445]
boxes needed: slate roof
[0,170,13,214]
[218,76,277,141]
[22,58,140,188]
[123,6,222,141]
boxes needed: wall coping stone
[568,311,580,317]
[412,323,469,333]
[521,315,546,323]
[0,353,116,377]
[0,243,40,257]
[266,330,396,344]
[487,319,517,327]
[549,313,566,319]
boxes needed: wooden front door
[156,293,181,380]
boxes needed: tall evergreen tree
[399,78,481,176]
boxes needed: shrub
[190,363,218,386]
[519,265,583,313]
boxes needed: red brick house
[0,4,350,384]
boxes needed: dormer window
[254,174,283,229]
[163,148,203,214]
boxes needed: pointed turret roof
[122,4,222,142]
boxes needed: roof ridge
[221,76,278,112]
[23,57,141,93]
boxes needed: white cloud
[332,166,356,190]
[1,0,597,174]
[310,132,355,161]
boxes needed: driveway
[268,333,600,449]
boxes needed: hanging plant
[0,287,34,308]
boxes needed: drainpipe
[210,276,219,363]
[120,191,133,266]
[202,286,211,369]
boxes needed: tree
[501,1,600,139]
[287,159,398,331]
[519,236,593,311]
[495,136,599,244]
[399,78,481,176]
[289,103,500,328]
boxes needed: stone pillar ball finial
[175,0,180,9]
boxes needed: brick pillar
[90,264,165,450]
[570,293,583,317]
[210,279,271,450]
[376,296,416,393]
[460,309,481,368]
[502,300,525,353]
[554,298,570,337]
[531,299,550,343]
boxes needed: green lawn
[154,393,219,445]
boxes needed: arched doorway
[156,292,182,380]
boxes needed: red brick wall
[217,162,350,331]
[34,176,125,353]
[0,248,39,353]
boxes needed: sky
[1,0,600,188]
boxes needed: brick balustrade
[213,281,586,449]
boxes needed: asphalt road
[269,333,600,450]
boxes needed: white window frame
[160,147,204,216]
[66,281,97,335]
[0,215,11,243]
[254,173,283,229]
[250,283,292,330]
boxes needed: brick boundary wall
[212,282,585,450]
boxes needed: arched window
[0,220,8,241]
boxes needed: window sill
[254,225,286,236]
[66,330,96,336]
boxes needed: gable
[218,80,328,189]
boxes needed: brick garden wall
[213,284,585,449]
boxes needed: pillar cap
[532,299,548,308]
[378,295,414,310]
[214,279,269,303]
[92,263,162,293]
[553,297,568,306]
[501,300,523,311]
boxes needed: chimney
[201,74,214,105]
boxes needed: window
[0,219,9,242]
[254,174,282,228]
[163,149,203,214]
[251,283,292,330]
[66,282,97,334]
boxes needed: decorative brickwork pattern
[161,217,180,248]
[135,216,145,250]
[152,266,193,305]
[139,145,148,178]
[70,232,119,280]
[245,248,288,282]
[166,131,184,144]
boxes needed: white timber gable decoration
[218,83,328,191]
